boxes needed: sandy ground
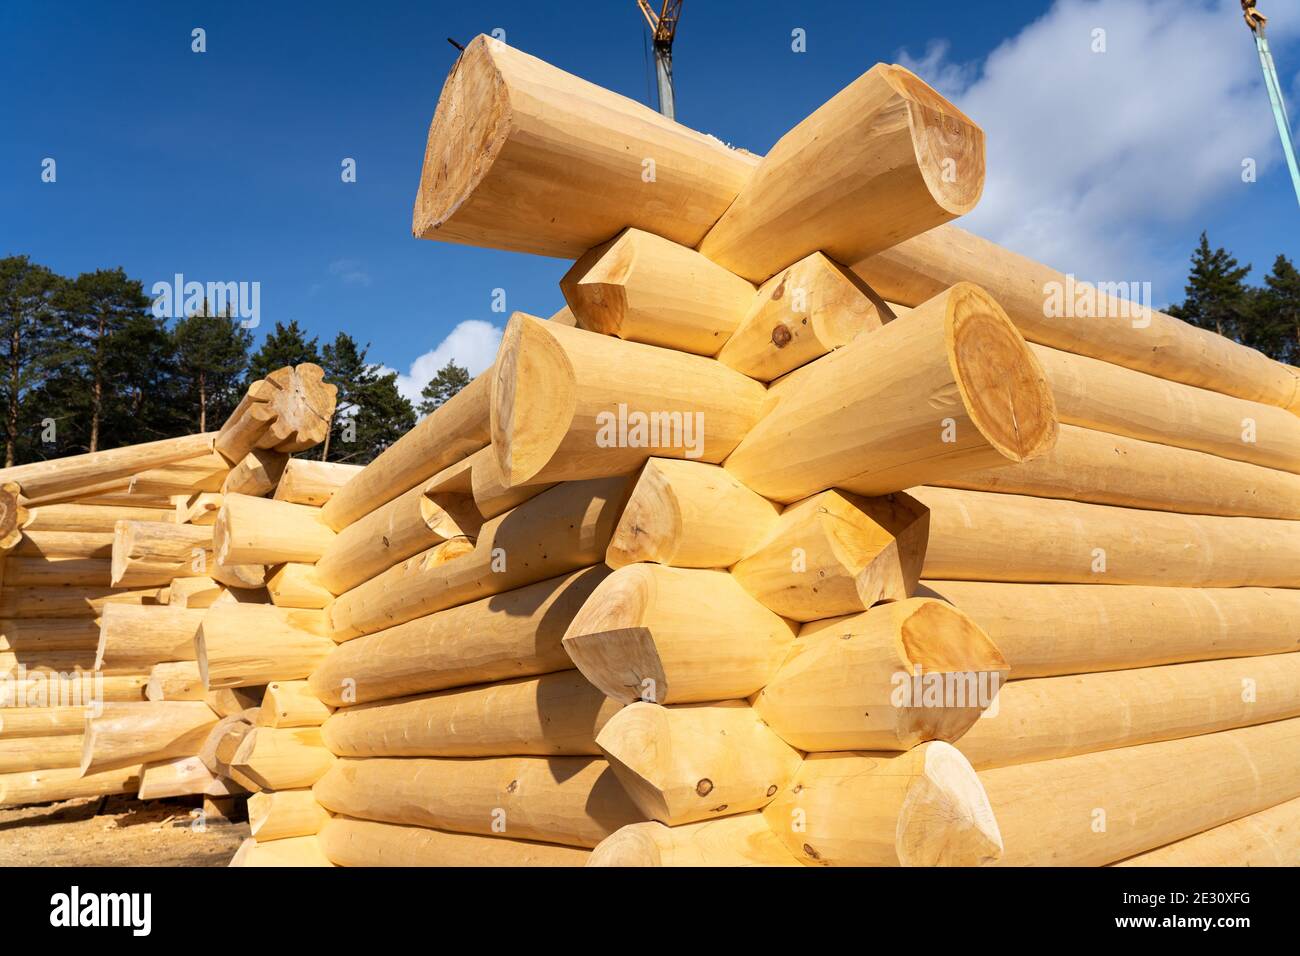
[0,795,249,867]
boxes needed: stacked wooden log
[0,365,345,818]
[289,34,1300,869]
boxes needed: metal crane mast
[637,1,684,120]
[1242,1,1300,208]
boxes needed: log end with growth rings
[944,282,1059,464]
[896,741,1003,866]
[562,564,663,705]
[491,313,577,489]
[0,481,26,551]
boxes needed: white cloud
[386,319,503,406]
[898,0,1300,298]
[329,258,372,286]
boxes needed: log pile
[0,365,344,818]
[258,35,1300,869]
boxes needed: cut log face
[221,448,288,498]
[918,581,1300,679]
[587,814,802,867]
[596,700,802,826]
[725,283,1059,503]
[717,252,889,382]
[259,364,338,453]
[320,368,491,531]
[698,63,984,283]
[309,567,610,706]
[258,680,332,728]
[605,458,780,570]
[491,313,766,488]
[231,726,334,791]
[265,563,333,609]
[318,816,588,867]
[755,598,1008,752]
[412,34,758,257]
[312,755,643,848]
[763,744,1003,867]
[1,482,27,551]
[562,564,797,705]
[321,671,619,758]
[731,490,929,622]
[852,224,1300,412]
[560,228,756,356]
[248,789,329,841]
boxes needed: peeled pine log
[213,493,335,566]
[313,755,642,848]
[209,560,266,590]
[597,701,801,826]
[96,604,204,668]
[0,765,141,807]
[589,814,802,867]
[732,490,927,622]
[0,674,147,707]
[0,650,98,675]
[15,530,114,559]
[413,34,757,257]
[145,661,204,701]
[319,816,588,867]
[563,564,796,705]
[754,598,1007,752]
[215,364,337,461]
[0,734,83,772]
[309,567,609,706]
[197,604,332,689]
[205,686,262,719]
[167,576,223,608]
[231,726,334,790]
[726,283,1058,503]
[1117,796,1300,867]
[981,717,1300,867]
[249,789,330,841]
[955,652,1300,770]
[0,707,87,738]
[177,492,222,525]
[258,680,331,728]
[1031,343,1300,474]
[913,486,1300,587]
[852,224,1300,412]
[918,581,1300,678]
[0,585,163,618]
[81,700,218,775]
[221,448,288,497]
[717,252,887,381]
[274,459,362,506]
[110,520,212,586]
[560,228,755,356]
[129,451,229,496]
[0,481,25,550]
[0,432,214,501]
[699,64,982,282]
[330,476,632,641]
[460,445,554,519]
[322,671,618,757]
[137,755,239,799]
[2,557,110,587]
[23,502,171,533]
[492,313,765,488]
[0,618,100,654]
[320,369,490,531]
[266,563,332,609]
[764,744,1002,866]
[230,834,333,868]
[937,423,1300,520]
[313,480,480,596]
[605,458,779,570]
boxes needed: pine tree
[52,268,154,452]
[173,303,254,432]
[1254,255,1300,364]
[1168,232,1251,342]
[418,360,471,416]
[320,332,416,464]
[247,320,321,381]
[0,257,62,466]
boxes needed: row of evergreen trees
[0,256,470,467]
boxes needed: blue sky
[3,0,1297,401]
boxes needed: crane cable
[1244,2,1300,208]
